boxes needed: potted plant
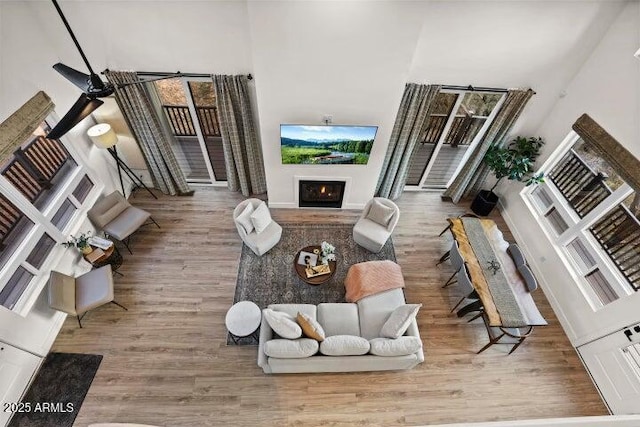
[62,231,93,255]
[470,136,545,216]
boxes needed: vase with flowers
[62,231,93,255]
[320,241,336,265]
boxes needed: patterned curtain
[104,70,192,196]
[443,88,534,203]
[212,75,267,196]
[375,84,441,200]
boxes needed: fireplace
[298,180,346,208]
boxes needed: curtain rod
[106,70,253,80]
[441,85,536,95]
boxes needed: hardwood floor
[52,188,608,426]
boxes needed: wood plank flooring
[52,188,608,426]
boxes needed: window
[0,118,99,313]
[151,77,227,185]
[525,132,639,308]
[407,90,505,189]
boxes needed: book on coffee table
[297,251,318,267]
[85,248,105,264]
[305,263,331,278]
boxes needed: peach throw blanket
[344,260,405,302]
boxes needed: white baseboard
[342,203,365,210]
[267,201,364,210]
[267,202,297,209]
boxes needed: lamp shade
[87,123,118,148]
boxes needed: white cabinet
[0,341,41,426]
[578,322,640,414]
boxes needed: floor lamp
[87,123,157,199]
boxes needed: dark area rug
[228,223,396,345]
[9,352,102,427]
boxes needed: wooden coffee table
[294,245,337,286]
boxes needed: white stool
[225,301,261,344]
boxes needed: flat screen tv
[280,124,378,165]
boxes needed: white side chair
[353,197,400,253]
[233,198,282,256]
[48,265,127,328]
[441,241,464,288]
[87,191,160,254]
[450,262,479,314]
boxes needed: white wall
[0,1,254,119]
[407,1,625,138]
[499,1,640,346]
[247,1,426,208]
[0,0,255,195]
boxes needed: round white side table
[225,301,261,344]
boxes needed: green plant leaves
[484,136,545,190]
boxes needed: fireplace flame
[320,186,326,194]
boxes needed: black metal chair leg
[111,300,128,311]
[477,339,497,354]
[457,300,483,318]
[438,225,451,236]
[477,333,505,354]
[450,296,467,313]
[467,312,483,323]
[122,237,133,254]
[508,338,526,355]
[442,271,457,288]
[151,217,161,229]
[77,315,83,328]
[436,251,451,266]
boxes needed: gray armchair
[353,197,400,253]
[48,265,127,328]
[88,191,159,254]
[233,198,282,256]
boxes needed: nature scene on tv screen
[281,125,377,165]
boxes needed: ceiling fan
[47,0,114,140]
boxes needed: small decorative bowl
[313,249,320,255]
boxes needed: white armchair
[353,197,400,253]
[233,198,282,256]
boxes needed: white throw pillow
[319,335,370,356]
[369,336,423,356]
[263,309,302,339]
[235,202,255,234]
[250,201,272,234]
[264,338,319,358]
[379,304,422,339]
[366,199,395,227]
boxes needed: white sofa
[257,288,424,374]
